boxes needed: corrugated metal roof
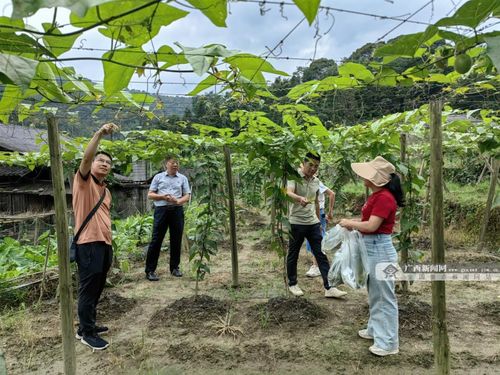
[0,181,71,195]
[0,124,49,152]
[0,165,31,177]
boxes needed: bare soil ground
[1,210,499,375]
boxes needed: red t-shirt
[361,188,397,234]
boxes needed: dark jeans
[145,206,184,273]
[288,223,331,289]
[76,241,113,335]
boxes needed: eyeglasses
[95,158,112,166]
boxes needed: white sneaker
[358,329,373,340]
[369,345,399,356]
[305,265,321,277]
[289,285,304,296]
[324,287,347,298]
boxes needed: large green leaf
[0,85,22,123]
[12,0,114,18]
[0,53,38,88]
[188,71,229,96]
[338,62,374,82]
[34,62,73,102]
[41,24,79,57]
[435,0,499,29]
[0,33,51,58]
[185,0,227,27]
[0,16,24,32]
[71,1,187,46]
[102,47,146,95]
[225,54,288,77]
[374,67,398,86]
[374,26,438,58]
[286,80,319,100]
[154,45,188,69]
[485,35,500,71]
[175,43,237,76]
[293,0,320,25]
[130,93,155,104]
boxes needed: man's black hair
[304,152,320,162]
[164,155,179,163]
[94,151,112,162]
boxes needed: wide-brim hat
[351,156,395,187]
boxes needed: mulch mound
[250,297,328,329]
[252,237,272,252]
[97,292,138,319]
[477,301,500,325]
[148,295,229,330]
[398,295,431,334]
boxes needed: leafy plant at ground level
[0,231,57,281]
[112,213,154,271]
[186,146,226,296]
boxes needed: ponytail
[384,173,405,207]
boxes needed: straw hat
[351,156,395,187]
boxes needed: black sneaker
[171,268,183,277]
[146,271,160,281]
[76,326,109,340]
[80,333,109,351]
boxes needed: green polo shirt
[287,170,320,225]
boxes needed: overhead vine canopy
[0,0,498,119]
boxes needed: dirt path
[1,211,499,374]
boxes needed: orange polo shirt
[72,171,112,245]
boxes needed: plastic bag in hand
[322,224,344,252]
[327,228,368,289]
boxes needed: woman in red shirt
[339,156,404,357]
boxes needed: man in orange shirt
[72,123,118,351]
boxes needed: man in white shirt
[145,156,191,281]
[305,180,335,277]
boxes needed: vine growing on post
[229,104,331,292]
[186,144,226,297]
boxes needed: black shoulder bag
[69,190,106,262]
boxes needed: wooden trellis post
[223,146,239,288]
[429,100,450,375]
[47,114,76,375]
[477,158,499,251]
[399,132,409,292]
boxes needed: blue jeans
[306,208,326,253]
[364,234,399,351]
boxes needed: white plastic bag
[326,227,368,289]
[322,224,344,252]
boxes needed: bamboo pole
[399,133,409,293]
[47,114,76,375]
[418,158,426,177]
[223,146,239,288]
[477,158,499,251]
[270,172,276,237]
[33,217,40,245]
[420,176,431,232]
[476,161,488,185]
[429,100,450,375]
[38,230,52,303]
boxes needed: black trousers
[76,241,113,335]
[145,206,184,273]
[287,223,331,289]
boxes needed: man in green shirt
[286,152,347,298]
